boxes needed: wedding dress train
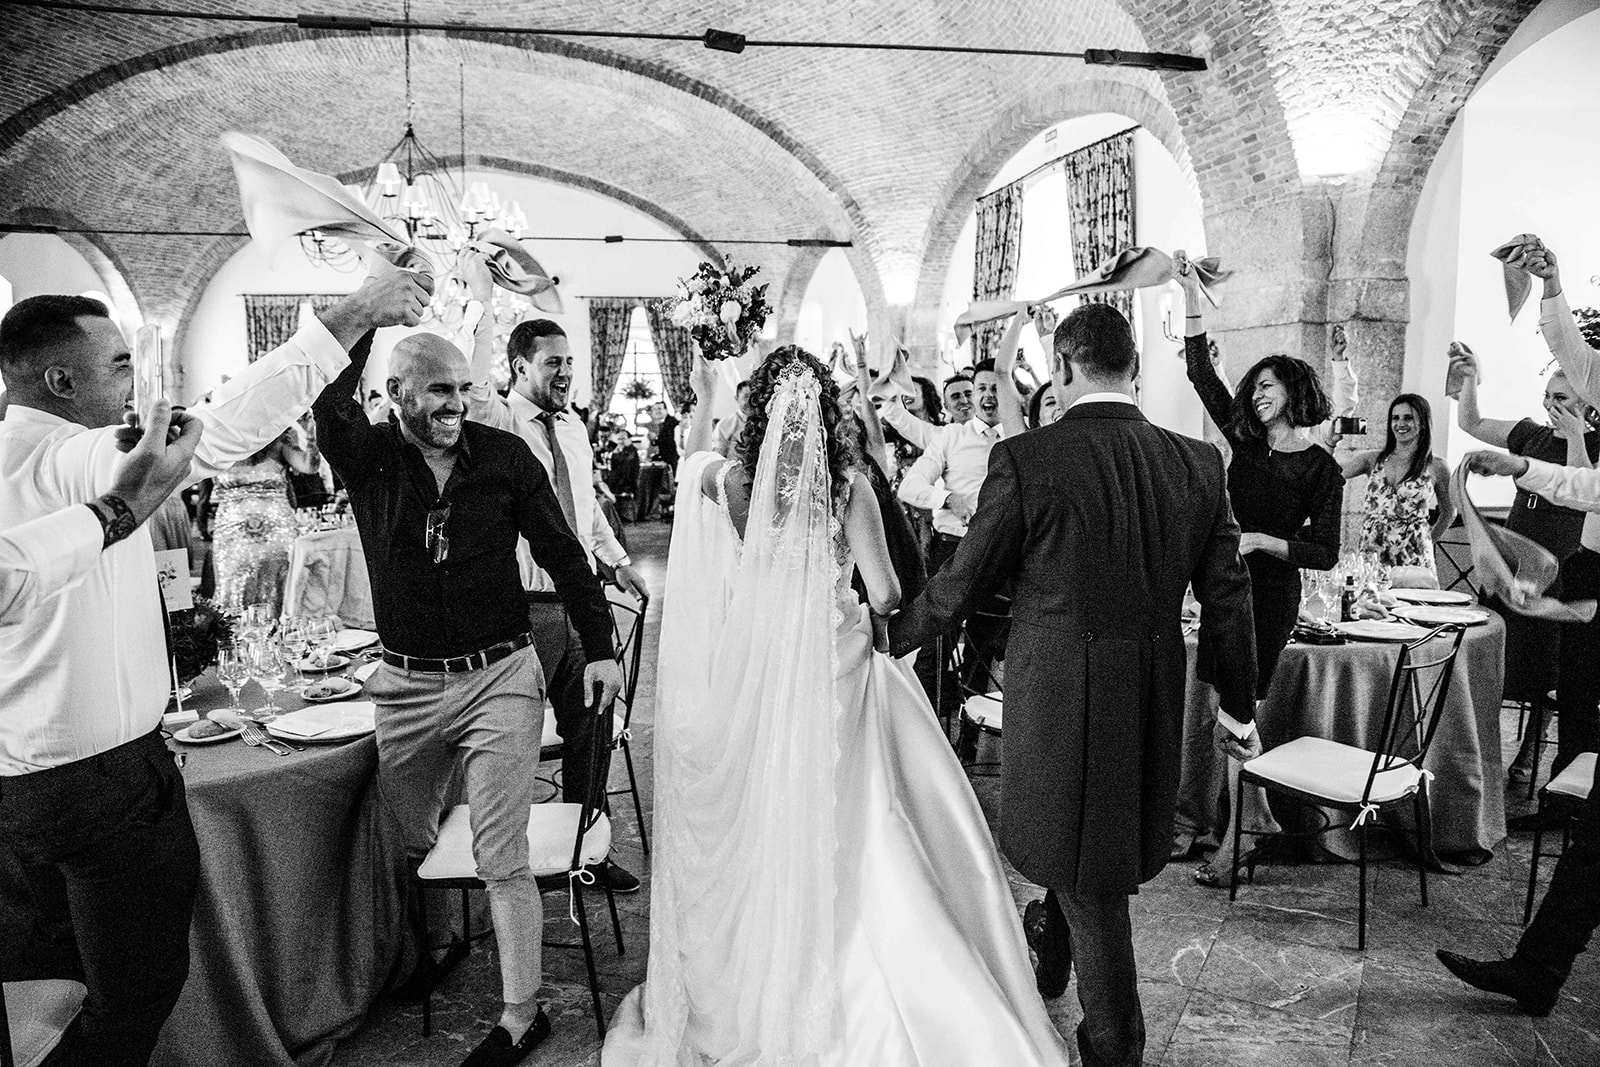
[603,376,1068,1067]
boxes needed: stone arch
[906,78,1192,356]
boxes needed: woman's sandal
[1194,837,1278,888]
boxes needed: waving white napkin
[1454,461,1596,622]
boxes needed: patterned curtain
[243,294,341,363]
[1063,130,1137,330]
[971,181,1025,364]
[643,301,697,412]
[588,298,641,414]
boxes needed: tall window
[616,306,666,432]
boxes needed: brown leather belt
[381,632,533,674]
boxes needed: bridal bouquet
[664,260,771,361]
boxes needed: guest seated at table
[0,262,429,1067]
[1173,252,1345,884]
[1338,392,1455,582]
[1452,340,1598,782]
[314,325,622,1067]
[710,379,752,457]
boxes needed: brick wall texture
[0,0,1542,371]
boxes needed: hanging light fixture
[300,0,528,307]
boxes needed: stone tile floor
[330,522,1599,1066]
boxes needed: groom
[888,303,1258,1067]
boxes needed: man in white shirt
[0,399,200,626]
[877,371,974,453]
[710,380,751,457]
[0,267,428,1067]
[465,265,647,895]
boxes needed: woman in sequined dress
[211,426,314,616]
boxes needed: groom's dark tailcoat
[888,400,1257,896]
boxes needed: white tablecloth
[283,527,373,629]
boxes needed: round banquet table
[0,666,413,1067]
[1173,612,1507,865]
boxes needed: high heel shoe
[1194,837,1276,888]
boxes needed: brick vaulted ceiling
[0,0,1543,339]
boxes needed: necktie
[538,410,579,535]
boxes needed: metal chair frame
[951,605,1012,776]
[1231,625,1466,950]
[1522,756,1594,925]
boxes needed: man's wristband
[89,494,138,549]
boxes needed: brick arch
[6,206,144,329]
[905,78,1191,357]
[0,25,871,260]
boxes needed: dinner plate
[298,653,352,672]
[1333,619,1434,642]
[1392,605,1492,627]
[173,718,243,744]
[266,701,376,743]
[301,676,363,702]
[331,629,380,652]
[1391,588,1474,606]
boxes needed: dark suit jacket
[888,400,1256,895]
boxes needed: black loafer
[1435,950,1558,1017]
[1023,899,1071,999]
[584,860,641,894]
[461,1009,551,1067]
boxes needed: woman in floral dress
[1341,394,1456,579]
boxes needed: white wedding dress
[603,368,1069,1067]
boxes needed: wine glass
[216,646,251,716]
[279,615,311,692]
[307,615,336,671]
[238,603,273,643]
[248,638,288,720]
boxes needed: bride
[602,346,1069,1066]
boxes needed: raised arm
[1338,448,1380,481]
[311,331,383,490]
[879,397,937,451]
[682,353,720,458]
[993,316,1030,437]
[460,251,515,433]
[849,331,891,470]
[1451,344,1517,448]
[1317,325,1359,450]
[1174,251,1236,435]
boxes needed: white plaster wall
[0,233,118,319]
[1406,1,1600,505]
[179,171,704,406]
[793,248,868,362]
[936,114,1206,434]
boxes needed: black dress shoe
[461,1009,551,1067]
[585,859,641,894]
[1023,899,1071,999]
[1435,950,1558,1016]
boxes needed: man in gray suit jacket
[888,303,1259,1067]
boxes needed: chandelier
[299,4,530,328]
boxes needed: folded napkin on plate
[954,247,1229,344]
[1489,234,1538,323]
[1454,461,1596,622]
[269,701,376,739]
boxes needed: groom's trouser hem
[1055,885,1145,1067]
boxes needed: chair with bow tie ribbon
[1228,624,1466,950]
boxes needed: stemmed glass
[280,615,311,692]
[307,615,337,671]
[248,638,289,721]
[216,646,251,717]
[239,604,274,643]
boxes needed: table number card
[155,548,194,612]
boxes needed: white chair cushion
[1243,736,1421,806]
[1548,752,1595,801]
[962,693,1003,732]
[4,979,86,1067]
[416,803,613,882]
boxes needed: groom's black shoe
[461,1008,551,1066]
[1435,950,1559,1016]
[1024,898,1072,999]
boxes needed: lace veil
[640,363,843,1064]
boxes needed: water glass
[248,638,289,719]
[216,646,251,714]
[280,615,311,690]
[307,615,337,670]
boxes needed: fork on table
[240,722,298,756]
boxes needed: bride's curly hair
[733,345,861,506]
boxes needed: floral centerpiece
[663,260,772,361]
[170,597,234,686]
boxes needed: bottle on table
[1340,575,1358,622]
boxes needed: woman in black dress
[1174,253,1345,885]
[1452,345,1599,780]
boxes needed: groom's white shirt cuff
[1215,709,1255,740]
